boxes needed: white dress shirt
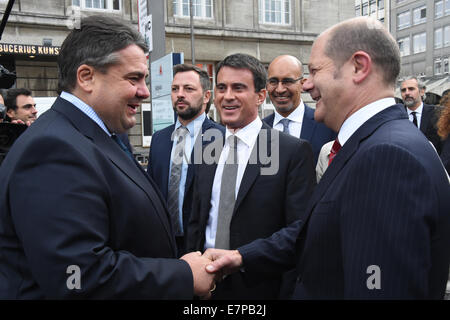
[338,98,396,146]
[273,101,304,138]
[204,117,262,250]
[406,103,423,129]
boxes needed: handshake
[180,249,243,299]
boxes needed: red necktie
[328,139,342,166]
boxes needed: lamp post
[190,0,195,65]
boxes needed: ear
[203,90,211,105]
[351,51,371,84]
[256,88,267,105]
[76,64,96,93]
[6,109,15,119]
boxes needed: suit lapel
[159,126,175,198]
[420,104,431,132]
[234,123,272,214]
[185,118,215,193]
[52,98,176,251]
[300,105,316,141]
[305,104,407,217]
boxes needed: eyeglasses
[267,77,303,88]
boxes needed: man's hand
[203,249,243,276]
[180,251,216,299]
[11,119,31,126]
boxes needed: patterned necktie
[111,134,134,161]
[328,139,342,166]
[215,135,239,250]
[411,111,418,127]
[279,118,290,135]
[167,126,189,237]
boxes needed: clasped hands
[180,249,243,299]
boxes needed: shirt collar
[407,103,423,115]
[60,91,112,136]
[273,100,304,125]
[175,112,206,138]
[225,117,262,148]
[338,97,396,146]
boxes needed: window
[413,32,426,54]
[445,25,450,46]
[435,28,443,49]
[355,5,361,16]
[436,0,444,18]
[259,0,291,25]
[444,57,449,73]
[446,0,450,15]
[72,0,120,10]
[362,2,368,15]
[413,6,426,24]
[369,0,377,14]
[173,0,213,18]
[398,36,410,57]
[435,58,442,75]
[397,11,410,30]
[378,0,384,10]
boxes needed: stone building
[0,0,354,153]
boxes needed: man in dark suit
[187,53,316,299]
[147,64,224,256]
[263,55,336,164]
[204,17,450,299]
[401,76,442,154]
[0,15,214,299]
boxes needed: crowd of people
[0,14,448,300]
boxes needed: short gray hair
[324,17,400,86]
[402,76,426,90]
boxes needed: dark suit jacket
[147,116,224,255]
[0,97,193,299]
[418,103,442,154]
[240,104,450,299]
[263,105,336,164]
[187,122,316,299]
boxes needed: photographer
[4,88,37,126]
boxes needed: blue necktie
[279,118,290,135]
[111,134,134,161]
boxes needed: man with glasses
[5,88,37,126]
[264,55,336,164]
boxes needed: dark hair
[215,53,267,92]
[5,88,32,111]
[324,17,400,86]
[57,15,148,94]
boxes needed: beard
[174,98,204,121]
[404,97,419,108]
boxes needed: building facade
[0,0,354,152]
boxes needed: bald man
[205,17,450,299]
[263,55,336,164]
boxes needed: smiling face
[171,70,209,124]
[214,66,266,130]
[267,56,303,117]
[302,34,351,132]
[90,44,149,133]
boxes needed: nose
[275,81,287,92]
[302,77,313,92]
[137,81,150,99]
[223,87,235,100]
[31,105,37,115]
